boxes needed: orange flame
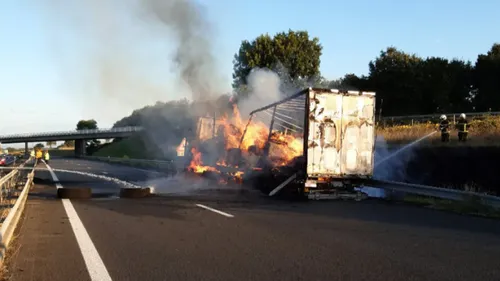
[187,103,303,180]
[188,147,218,174]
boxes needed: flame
[234,171,244,184]
[221,104,270,151]
[188,147,218,174]
[187,103,303,180]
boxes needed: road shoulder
[3,183,90,281]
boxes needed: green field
[92,135,170,160]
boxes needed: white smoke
[238,68,283,117]
[373,135,416,182]
[140,174,247,195]
[40,0,225,122]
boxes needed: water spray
[375,131,436,167]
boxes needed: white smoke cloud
[40,0,226,122]
[373,135,418,182]
[238,68,284,117]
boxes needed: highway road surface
[3,158,500,281]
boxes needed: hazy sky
[0,0,498,137]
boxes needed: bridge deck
[0,127,143,143]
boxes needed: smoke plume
[138,0,223,100]
[42,0,224,122]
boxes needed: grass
[47,149,74,157]
[377,116,500,146]
[0,198,17,223]
[403,194,500,219]
[92,135,168,160]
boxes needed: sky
[0,0,498,144]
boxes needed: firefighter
[439,114,450,142]
[35,148,42,160]
[35,148,43,165]
[44,150,50,164]
[456,113,468,142]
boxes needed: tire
[119,187,151,198]
[57,187,92,199]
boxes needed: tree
[368,47,424,116]
[76,119,100,154]
[473,43,500,111]
[232,30,323,90]
[76,119,98,130]
[419,58,474,113]
[365,47,475,116]
[46,141,57,148]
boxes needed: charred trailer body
[242,88,376,200]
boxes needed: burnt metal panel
[306,89,376,178]
[307,89,343,175]
[339,93,376,177]
[197,116,225,141]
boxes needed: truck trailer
[240,88,376,200]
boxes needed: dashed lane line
[45,162,113,281]
[195,204,234,218]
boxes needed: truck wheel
[57,187,92,199]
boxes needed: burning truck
[180,88,376,200]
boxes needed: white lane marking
[195,204,234,218]
[45,163,113,281]
[45,162,63,189]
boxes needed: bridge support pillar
[74,139,86,157]
[24,142,29,158]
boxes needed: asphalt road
[4,158,500,281]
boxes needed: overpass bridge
[0,126,144,156]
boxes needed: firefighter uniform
[44,151,50,164]
[35,149,42,160]
[456,113,468,142]
[439,115,450,142]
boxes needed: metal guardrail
[0,158,33,202]
[368,179,500,209]
[381,111,500,121]
[0,157,36,266]
[0,126,143,140]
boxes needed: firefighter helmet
[440,115,447,120]
[460,113,466,119]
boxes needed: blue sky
[0,0,498,144]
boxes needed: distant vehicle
[0,154,16,166]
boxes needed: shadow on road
[68,189,500,237]
[76,198,194,221]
